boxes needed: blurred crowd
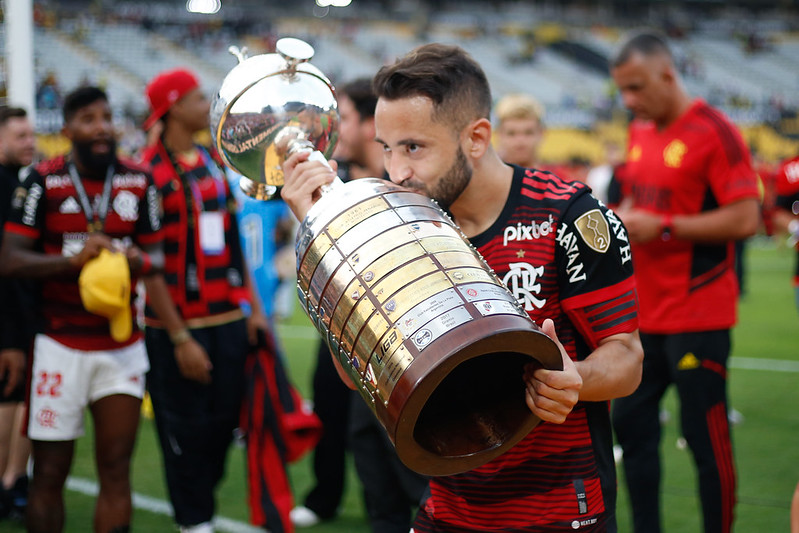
[0,4,798,533]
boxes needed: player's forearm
[574,330,643,402]
[0,246,76,278]
[143,275,188,338]
[670,197,760,243]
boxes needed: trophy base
[385,314,561,476]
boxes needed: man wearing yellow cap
[0,87,167,533]
[139,68,268,533]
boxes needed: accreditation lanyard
[165,146,227,227]
[164,144,229,301]
[68,163,115,233]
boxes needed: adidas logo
[677,352,701,370]
[59,196,81,214]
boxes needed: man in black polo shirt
[0,106,36,521]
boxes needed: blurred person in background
[770,157,798,531]
[139,68,269,533]
[769,155,799,532]
[609,31,760,533]
[792,480,799,533]
[225,167,322,533]
[772,154,799,310]
[494,93,576,181]
[0,86,166,533]
[493,93,546,170]
[586,140,624,205]
[291,77,429,532]
[0,106,37,522]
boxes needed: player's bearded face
[67,99,118,175]
[73,137,118,173]
[428,146,472,211]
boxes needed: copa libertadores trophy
[211,37,562,476]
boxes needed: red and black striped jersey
[3,155,162,350]
[617,99,760,333]
[775,154,799,281]
[414,165,638,532]
[139,142,249,321]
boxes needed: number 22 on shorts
[35,371,63,397]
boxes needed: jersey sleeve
[555,191,638,349]
[135,173,164,246]
[4,169,46,242]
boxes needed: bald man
[609,31,760,533]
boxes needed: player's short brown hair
[372,43,492,134]
[0,106,28,127]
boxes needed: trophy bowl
[212,38,563,476]
[210,37,339,200]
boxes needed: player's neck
[657,91,694,131]
[162,121,196,154]
[451,152,513,238]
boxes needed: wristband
[169,328,192,346]
[660,214,674,242]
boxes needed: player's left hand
[246,310,270,346]
[281,151,338,221]
[615,205,662,243]
[523,319,582,424]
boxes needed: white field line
[729,356,799,373]
[66,477,263,533]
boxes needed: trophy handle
[307,151,343,195]
[287,140,343,195]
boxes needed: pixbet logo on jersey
[503,215,555,246]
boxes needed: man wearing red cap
[139,68,268,533]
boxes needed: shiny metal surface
[210,37,339,199]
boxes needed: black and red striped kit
[414,165,638,532]
[141,144,249,323]
[612,99,760,533]
[3,155,162,350]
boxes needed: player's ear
[463,117,492,159]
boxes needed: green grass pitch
[4,237,797,532]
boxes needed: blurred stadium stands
[2,0,799,162]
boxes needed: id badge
[199,211,226,255]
